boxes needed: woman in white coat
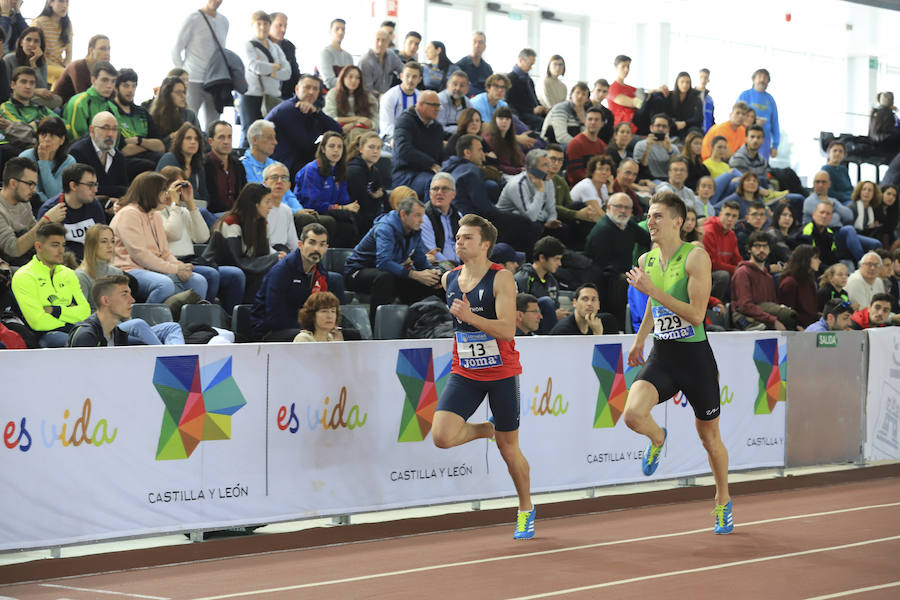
[239,10,290,148]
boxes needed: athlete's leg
[431,410,494,449]
[494,429,532,511]
[623,381,665,447]
[695,417,730,505]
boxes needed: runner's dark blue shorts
[436,374,521,431]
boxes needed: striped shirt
[31,16,68,66]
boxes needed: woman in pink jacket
[110,172,208,303]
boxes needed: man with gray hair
[420,172,461,266]
[802,170,852,227]
[260,160,336,245]
[344,196,442,324]
[358,28,404,96]
[507,48,547,131]
[846,251,886,309]
[68,110,129,203]
[240,119,279,184]
[437,70,472,136]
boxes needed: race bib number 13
[652,305,694,340]
[456,331,502,369]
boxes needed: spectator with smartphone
[632,113,679,181]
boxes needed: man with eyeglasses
[846,252,887,309]
[391,89,445,199]
[584,192,650,331]
[0,156,65,266]
[470,73,511,124]
[69,111,129,207]
[515,292,541,336]
[730,230,796,331]
[806,298,853,332]
[260,161,336,246]
[62,61,119,141]
[36,163,105,261]
[420,173,461,267]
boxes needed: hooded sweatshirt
[343,210,430,277]
[730,259,778,325]
[702,216,741,274]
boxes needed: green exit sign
[869,57,878,70]
[817,332,838,348]
[508,12,523,20]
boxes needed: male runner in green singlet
[624,191,733,534]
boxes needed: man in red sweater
[702,200,741,301]
[730,231,797,330]
[565,107,607,186]
[850,293,894,329]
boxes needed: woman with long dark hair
[605,121,634,171]
[482,106,524,175]
[19,116,74,204]
[2,26,61,108]
[540,54,567,109]
[850,180,882,238]
[294,131,360,247]
[32,0,71,84]
[156,122,210,205]
[110,172,209,303]
[150,76,202,147]
[682,130,709,190]
[877,184,898,247]
[420,40,458,91]
[766,202,799,263]
[668,72,702,140]
[444,107,483,161]
[323,65,378,134]
[204,183,280,302]
[778,244,821,328]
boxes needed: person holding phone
[632,113,679,181]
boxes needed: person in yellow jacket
[11,221,90,347]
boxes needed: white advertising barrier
[0,332,786,551]
[865,328,900,461]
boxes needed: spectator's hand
[112,197,126,213]
[411,268,442,288]
[44,202,67,223]
[627,340,645,367]
[575,205,601,222]
[277,251,287,260]
[658,84,670,96]
[43,306,54,314]
[176,264,192,282]
[556,307,571,321]
[774,320,787,331]
[516,132,536,149]
[485,151,498,159]
[371,187,384,198]
[757,116,768,126]
[271,63,281,72]
[300,208,318,215]
[431,164,441,174]
[426,249,439,264]
[344,201,360,213]
[331,327,344,341]
[675,120,686,130]
[449,292,475,324]
[712,302,725,314]
[768,263,783,274]
[585,311,604,334]
[545,219,562,229]
[295,101,316,113]
[27,46,43,68]
[0,117,10,131]
[33,88,53,100]
[770,147,778,158]
[662,136,673,152]
[533,105,548,115]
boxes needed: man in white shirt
[846,252,886,309]
[379,62,422,142]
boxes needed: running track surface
[3,477,899,600]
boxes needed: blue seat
[231,304,254,342]
[341,304,372,340]
[130,303,173,326]
[179,303,228,329]
[373,304,409,340]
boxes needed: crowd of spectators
[1,1,900,350]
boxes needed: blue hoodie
[293,159,351,214]
[343,210,430,277]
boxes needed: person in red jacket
[730,231,797,330]
[702,199,741,301]
[850,292,894,329]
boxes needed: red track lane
[3,478,899,600]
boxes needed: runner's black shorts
[436,374,520,432]
[634,337,721,420]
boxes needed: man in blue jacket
[344,197,442,323]
[265,75,341,176]
[250,222,337,341]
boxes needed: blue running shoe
[713,500,734,534]
[514,506,536,540]
[641,427,666,476]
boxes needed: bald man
[68,110,130,204]
[392,89,446,199]
[802,170,851,228]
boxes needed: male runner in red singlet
[431,214,535,539]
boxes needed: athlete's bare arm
[448,269,517,341]
[628,253,655,366]
[626,247,711,327]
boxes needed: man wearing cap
[491,242,524,273]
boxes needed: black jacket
[391,107,443,174]
[67,314,129,347]
[69,137,130,199]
